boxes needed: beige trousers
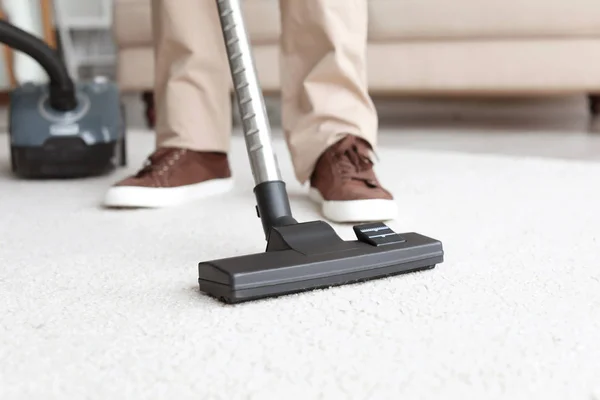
[151,0,377,183]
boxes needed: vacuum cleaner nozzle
[198,220,443,304]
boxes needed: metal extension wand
[216,0,296,238]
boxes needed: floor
[114,93,600,161]
[1,95,599,399]
[374,95,600,160]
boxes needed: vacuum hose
[0,19,77,111]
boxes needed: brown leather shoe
[103,147,233,208]
[309,135,397,223]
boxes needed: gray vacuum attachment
[197,0,444,304]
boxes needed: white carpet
[1,129,600,400]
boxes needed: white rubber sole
[308,188,398,223]
[103,178,234,208]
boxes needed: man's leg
[104,0,234,208]
[279,0,397,222]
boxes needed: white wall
[2,0,47,84]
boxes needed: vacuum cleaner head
[9,78,126,179]
[199,220,443,304]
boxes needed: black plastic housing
[11,137,126,179]
[198,221,444,304]
[253,180,297,238]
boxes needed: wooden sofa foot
[589,94,600,134]
[589,95,600,116]
[142,91,155,128]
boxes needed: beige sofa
[113,0,600,125]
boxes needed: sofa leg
[142,91,155,128]
[589,94,600,116]
[589,95,600,134]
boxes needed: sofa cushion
[368,0,600,41]
[113,0,281,47]
[114,0,600,46]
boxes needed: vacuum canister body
[9,77,126,178]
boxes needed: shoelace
[135,148,185,178]
[334,140,378,187]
